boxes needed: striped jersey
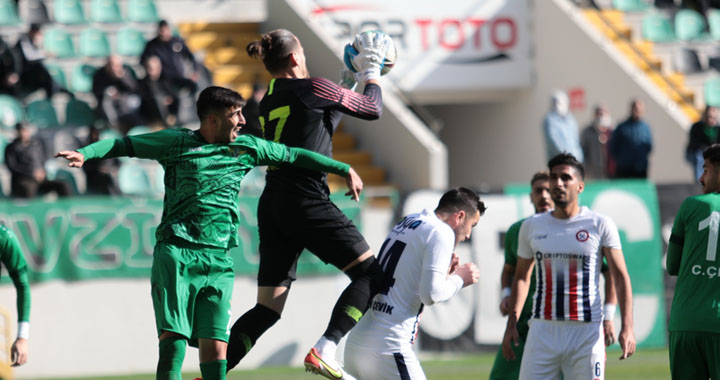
[346,209,463,354]
[258,77,382,198]
[518,207,621,322]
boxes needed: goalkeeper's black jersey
[259,77,382,198]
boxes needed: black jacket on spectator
[140,36,198,85]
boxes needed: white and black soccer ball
[343,30,397,76]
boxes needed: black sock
[322,257,383,343]
[226,303,280,371]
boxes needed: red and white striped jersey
[518,207,621,322]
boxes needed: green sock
[200,360,227,380]
[157,336,186,380]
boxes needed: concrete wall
[434,0,692,189]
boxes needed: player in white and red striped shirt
[501,153,636,380]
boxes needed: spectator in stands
[139,55,178,127]
[140,20,199,96]
[686,105,720,180]
[82,127,121,195]
[4,123,71,198]
[13,23,67,98]
[240,82,266,138]
[543,90,584,162]
[610,99,653,179]
[92,55,144,134]
[0,35,20,95]
[581,104,615,179]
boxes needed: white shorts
[519,319,605,380]
[343,343,426,380]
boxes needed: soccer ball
[343,30,397,76]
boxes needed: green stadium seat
[99,128,122,140]
[0,95,25,129]
[0,0,21,26]
[65,98,95,127]
[642,12,676,42]
[90,0,122,23]
[0,134,7,164]
[127,0,159,23]
[26,99,60,128]
[45,63,68,88]
[613,0,649,12]
[53,0,87,24]
[675,9,707,41]
[70,64,97,93]
[709,9,720,40]
[118,162,153,195]
[705,77,720,107]
[116,27,146,56]
[43,28,77,58]
[127,125,154,135]
[79,28,111,58]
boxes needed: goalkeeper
[224,29,392,380]
[56,86,364,380]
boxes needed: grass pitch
[28,348,670,380]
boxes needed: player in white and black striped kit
[501,153,636,380]
[343,187,484,380]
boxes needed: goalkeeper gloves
[352,32,392,83]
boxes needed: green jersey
[78,129,350,249]
[505,218,535,322]
[668,193,720,333]
[0,225,30,322]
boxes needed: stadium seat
[0,134,6,164]
[53,0,87,24]
[43,28,77,58]
[45,63,68,88]
[99,127,121,140]
[116,27,146,56]
[79,28,111,58]
[705,77,720,107]
[709,9,720,40]
[118,162,153,195]
[90,0,122,23]
[26,99,60,128]
[18,0,50,25]
[0,95,25,129]
[65,98,95,127]
[127,125,154,135]
[0,0,21,26]
[70,64,97,93]
[642,12,676,42]
[613,0,649,12]
[127,0,159,23]
[672,47,703,74]
[675,8,707,41]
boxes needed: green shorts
[151,239,234,347]
[669,331,720,380]
[489,313,530,380]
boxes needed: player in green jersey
[56,86,363,380]
[490,171,618,380]
[0,225,31,366]
[668,143,720,380]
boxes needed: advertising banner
[0,195,361,282]
[295,0,532,96]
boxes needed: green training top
[505,218,535,321]
[0,225,30,322]
[78,129,350,249]
[668,193,720,333]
